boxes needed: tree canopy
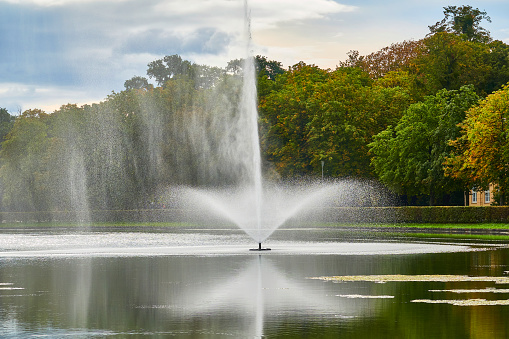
[1,5,509,210]
[369,86,480,205]
[428,5,492,43]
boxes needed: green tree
[227,55,285,98]
[306,68,410,177]
[147,54,194,87]
[146,54,224,89]
[0,109,51,211]
[409,32,507,96]
[369,85,480,205]
[428,5,492,43]
[124,76,152,91]
[0,107,15,144]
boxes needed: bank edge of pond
[2,221,509,240]
[314,222,509,241]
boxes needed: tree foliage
[369,86,480,205]
[340,40,423,79]
[445,84,509,204]
[260,64,412,178]
[124,76,152,91]
[428,5,492,43]
[146,54,224,89]
[1,4,509,211]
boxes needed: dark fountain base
[250,242,271,251]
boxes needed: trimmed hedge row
[393,206,509,223]
[1,206,509,224]
[313,206,509,223]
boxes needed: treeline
[1,5,509,212]
[259,6,509,205]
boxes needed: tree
[428,5,492,43]
[339,40,423,79]
[147,54,195,87]
[0,109,51,211]
[260,62,329,176]
[369,85,480,205]
[260,64,411,178]
[0,107,15,144]
[227,55,285,98]
[146,54,224,89]
[409,32,505,96]
[255,55,285,81]
[124,76,151,91]
[445,84,509,204]
[306,68,410,177]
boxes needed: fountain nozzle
[250,242,271,251]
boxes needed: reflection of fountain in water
[254,256,264,338]
[177,256,365,337]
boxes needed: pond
[0,226,508,338]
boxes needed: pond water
[0,226,508,338]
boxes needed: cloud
[0,82,106,113]
[117,28,232,56]
[0,0,360,112]
[250,0,357,29]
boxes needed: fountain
[175,0,383,249]
[172,0,390,251]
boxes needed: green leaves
[369,86,480,204]
[260,64,412,178]
[428,6,492,43]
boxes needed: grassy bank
[1,221,509,241]
[1,221,509,230]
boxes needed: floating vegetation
[309,275,509,284]
[336,294,394,299]
[430,288,509,293]
[411,299,509,306]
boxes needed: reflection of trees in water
[1,248,509,337]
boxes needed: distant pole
[321,160,324,181]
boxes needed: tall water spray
[241,0,264,244]
[178,1,391,247]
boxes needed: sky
[1,0,509,113]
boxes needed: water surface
[0,227,508,338]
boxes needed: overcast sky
[1,0,509,113]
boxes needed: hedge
[1,206,509,224]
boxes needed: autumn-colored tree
[340,40,423,79]
[306,68,411,177]
[260,62,329,176]
[260,64,412,178]
[445,84,509,204]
